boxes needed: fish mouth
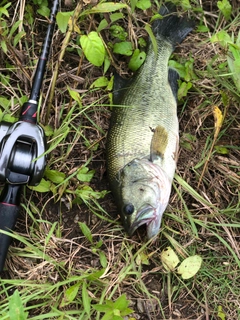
[128,204,155,237]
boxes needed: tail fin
[152,4,194,47]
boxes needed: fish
[106,4,194,239]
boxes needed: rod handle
[0,203,20,272]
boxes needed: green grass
[0,0,240,319]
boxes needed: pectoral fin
[150,125,168,162]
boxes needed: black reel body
[0,121,46,186]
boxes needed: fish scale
[106,4,194,239]
[107,42,178,183]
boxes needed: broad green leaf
[114,294,129,311]
[177,255,202,279]
[82,282,90,316]
[2,114,18,123]
[90,76,109,89]
[8,290,28,320]
[0,5,10,17]
[56,11,73,33]
[160,247,180,271]
[28,178,51,192]
[136,0,151,10]
[44,169,66,184]
[217,0,232,21]
[37,6,50,17]
[77,167,95,182]
[128,49,146,71]
[80,31,106,66]
[79,222,93,243]
[113,42,133,56]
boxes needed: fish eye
[123,203,135,215]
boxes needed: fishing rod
[0,0,59,272]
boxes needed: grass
[0,0,240,319]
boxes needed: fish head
[118,158,172,239]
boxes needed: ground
[0,1,239,319]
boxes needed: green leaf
[104,55,111,74]
[113,42,133,56]
[0,5,10,17]
[177,255,202,279]
[160,247,180,271]
[114,294,129,311]
[84,3,127,14]
[13,31,26,47]
[77,166,95,182]
[9,20,22,38]
[82,282,91,316]
[178,81,192,100]
[0,97,11,109]
[210,30,232,47]
[68,87,82,104]
[136,0,151,10]
[80,31,106,66]
[28,178,51,193]
[214,146,229,154]
[44,169,66,184]
[8,290,28,320]
[60,283,80,307]
[90,76,109,89]
[99,251,108,268]
[145,24,157,56]
[37,6,50,17]
[128,49,146,71]
[56,11,73,33]
[42,124,54,137]
[110,25,127,41]
[217,305,226,320]
[0,40,7,54]
[92,304,111,312]
[217,0,232,21]
[79,222,93,243]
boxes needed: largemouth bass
[106,5,194,239]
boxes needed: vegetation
[0,0,239,319]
